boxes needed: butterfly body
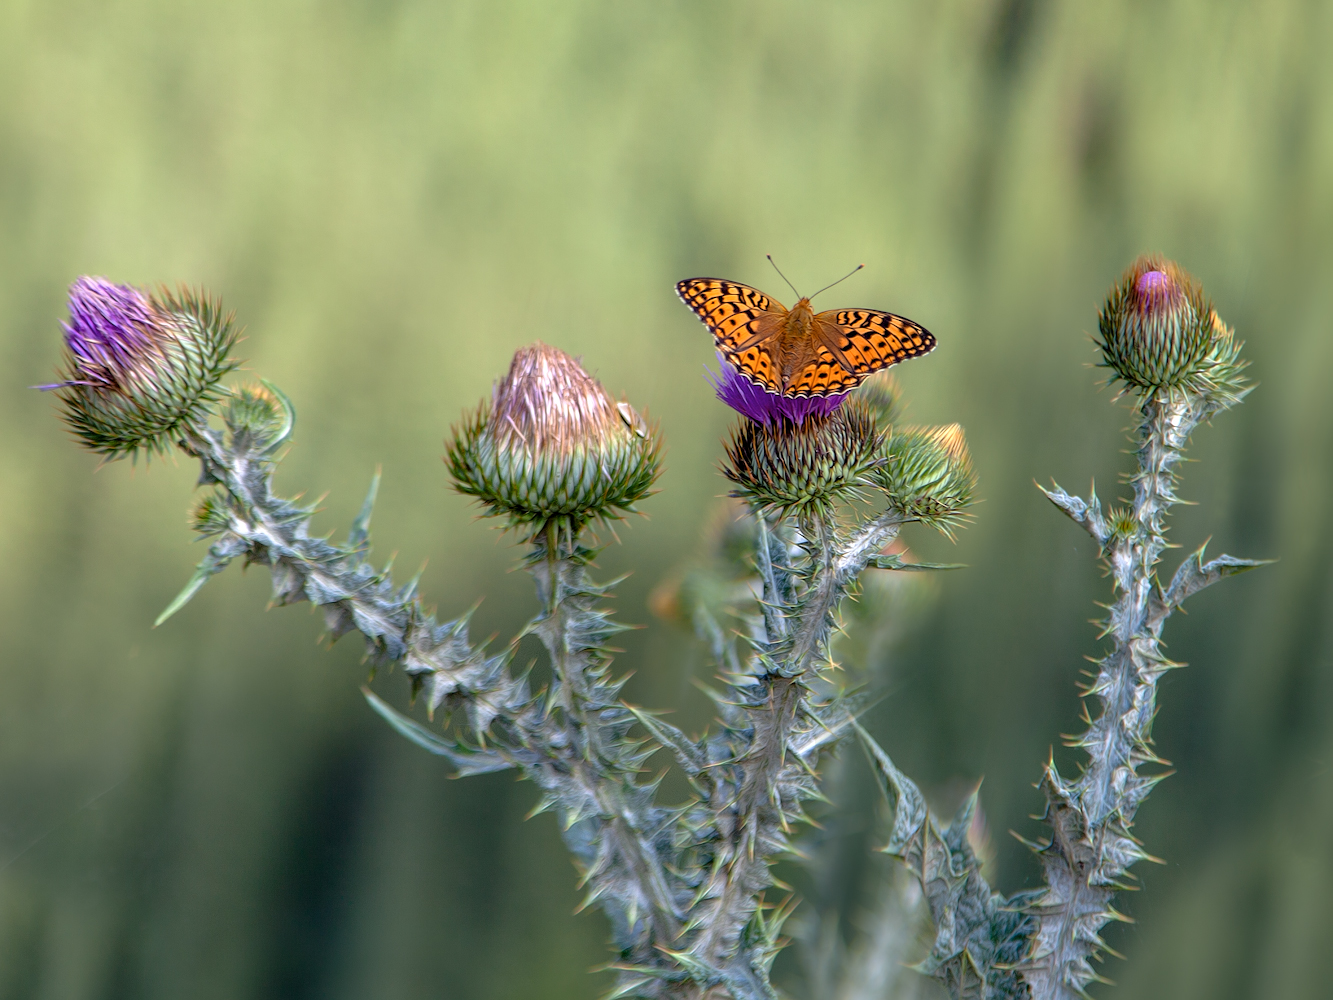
[677,277,935,398]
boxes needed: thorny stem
[791,510,905,673]
[528,532,685,949]
[688,509,903,978]
[1028,392,1208,999]
[182,419,691,983]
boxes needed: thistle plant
[42,256,1261,999]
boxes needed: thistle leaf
[867,552,965,571]
[362,688,511,775]
[347,469,380,551]
[1038,480,1110,548]
[153,534,247,626]
[1156,541,1273,616]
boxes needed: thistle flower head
[708,354,848,425]
[447,342,661,537]
[1097,255,1216,393]
[722,400,883,519]
[873,423,977,535]
[44,277,240,459]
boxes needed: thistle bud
[1097,256,1215,392]
[220,381,293,452]
[722,400,882,518]
[44,277,240,459]
[874,423,976,534]
[447,343,660,536]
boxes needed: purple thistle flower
[706,354,848,425]
[42,276,240,459]
[42,277,166,390]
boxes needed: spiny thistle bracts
[873,423,977,536]
[721,400,883,518]
[44,277,239,459]
[447,342,661,537]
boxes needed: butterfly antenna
[810,264,865,302]
[766,255,802,299]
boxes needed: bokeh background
[2,1,1331,997]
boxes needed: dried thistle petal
[447,342,661,536]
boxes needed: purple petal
[1134,269,1180,316]
[1136,270,1170,296]
[706,354,848,425]
[42,277,165,390]
[63,277,159,370]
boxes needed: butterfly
[676,273,935,397]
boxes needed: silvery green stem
[522,531,687,961]
[170,398,690,990]
[1028,390,1265,998]
[663,511,904,995]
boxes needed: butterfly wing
[677,278,787,393]
[782,308,936,397]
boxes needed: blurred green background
[2,1,1331,997]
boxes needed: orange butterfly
[676,271,935,397]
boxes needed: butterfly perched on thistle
[677,260,935,399]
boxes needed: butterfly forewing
[677,278,787,392]
[823,308,935,365]
[676,278,782,340]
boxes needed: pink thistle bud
[447,343,660,537]
[1097,256,1215,393]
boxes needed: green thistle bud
[43,277,240,459]
[190,492,233,536]
[874,423,977,534]
[1106,505,1137,542]
[722,400,883,519]
[446,342,661,536]
[221,381,293,452]
[1097,255,1215,393]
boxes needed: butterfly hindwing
[783,345,866,396]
